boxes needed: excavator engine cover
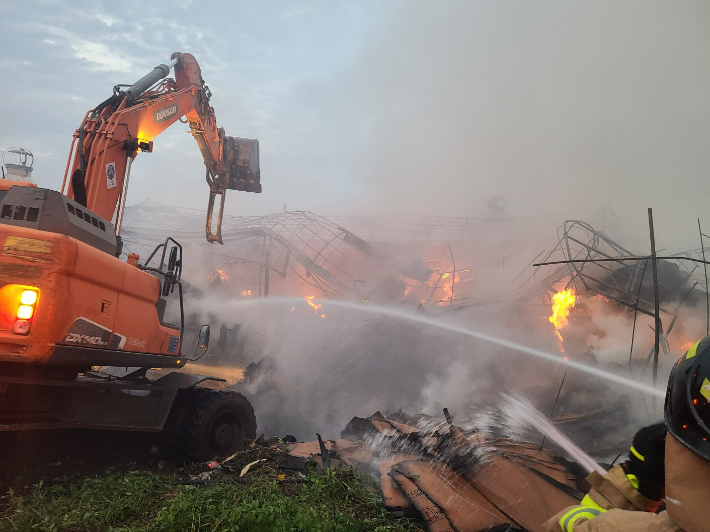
[0,186,117,255]
[223,137,261,193]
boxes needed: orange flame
[306,295,322,313]
[444,274,458,295]
[437,269,472,305]
[549,288,575,351]
[241,290,252,297]
[440,272,461,305]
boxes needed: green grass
[0,467,424,532]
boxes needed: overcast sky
[1,1,709,250]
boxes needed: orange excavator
[0,53,259,460]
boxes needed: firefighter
[544,336,710,532]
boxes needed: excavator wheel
[163,387,256,462]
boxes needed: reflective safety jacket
[544,434,709,532]
[543,465,681,532]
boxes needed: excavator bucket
[206,137,261,244]
[224,137,261,193]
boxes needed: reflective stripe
[686,340,702,360]
[701,377,710,401]
[559,506,604,532]
[580,494,607,513]
[630,445,645,462]
[625,473,640,489]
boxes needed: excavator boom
[62,52,261,244]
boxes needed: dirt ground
[0,429,161,497]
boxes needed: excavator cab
[142,237,185,338]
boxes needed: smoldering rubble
[125,201,705,460]
[197,405,590,532]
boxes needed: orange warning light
[17,305,34,319]
[21,290,38,305]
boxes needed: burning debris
[122,202,709,473]
[528,217,709,375]
[121,202,559,308]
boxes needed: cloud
[94,13,119,27]
[70,41,133,72]
[41,26,133,72]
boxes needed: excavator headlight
[137,140,153,153]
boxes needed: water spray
[225,297,667,399]
[501,394,606,475]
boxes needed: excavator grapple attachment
[224,137,261,193]
[206,137,261,243]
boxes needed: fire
[217,269,226,280]
[305,295,321,313]
[549,288,575,351]
[440,272,461,305]
[436,269,472,305]
[444,274,459,296]
[241,290,252,297]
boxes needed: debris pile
[182,435,310,487]
[288,410,585,532]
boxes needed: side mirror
[167,246,178,272]
[198,325,211,349]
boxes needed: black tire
[163,387,256,462]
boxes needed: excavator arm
[62,52,260,245]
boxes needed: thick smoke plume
[331,1,710,252]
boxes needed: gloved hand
[622,422,666,501]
